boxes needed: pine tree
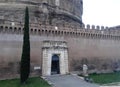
[20,7,30,84]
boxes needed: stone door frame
[42,41,69,76]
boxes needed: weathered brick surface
[0,32,120,78]
[0,0,83,26]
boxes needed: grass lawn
[89,72,120,84]
[0,77,51,87]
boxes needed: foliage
[90,72,120,84]
[0,77,51,87]
[20,7,30,84]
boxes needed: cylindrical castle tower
[0,0,83,27]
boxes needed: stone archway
[42,41,69,76]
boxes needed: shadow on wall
[0,61,41,79]
[0,62,20,74]
[71,58,120,74]
[0,62,20,79]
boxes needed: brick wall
[0,28,120,79]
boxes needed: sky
[83,0,120,27]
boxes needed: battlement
[0,23,120,40]
[82,24,109,30]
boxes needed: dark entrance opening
[51,54,60,75]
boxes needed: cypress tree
[20,7,30,84]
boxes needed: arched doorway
[51,54,60,75]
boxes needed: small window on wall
[55,0,60,6]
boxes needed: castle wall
[0,24,120,79]
[67,37,120,72]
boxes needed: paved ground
[44,75,100,87]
